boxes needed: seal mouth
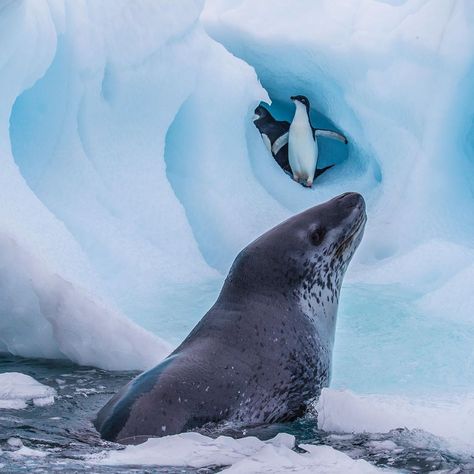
[335,212,366,256]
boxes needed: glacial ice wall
[2,0,474,397]
[204,0,474,257]
[0,0,280,368]
[203,0,474,317]
[2,0,474,453]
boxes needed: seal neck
[216,279,291,310]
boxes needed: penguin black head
[291,95,310,113]
[254,105,271,122]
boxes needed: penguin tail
[315,164,335,178]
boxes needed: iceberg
[317,388,474,452]
[203,0,474,273]
[1,0,278,367]
[1,0,474,460]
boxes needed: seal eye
[310,229,325,246]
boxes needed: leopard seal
[94,192,366,444]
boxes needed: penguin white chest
[289,104,318,183]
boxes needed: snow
[317,388,474,451]
[94,431,381,473]
[9,446,48,458]
[0,233,171,369]
[7,438,23,448]
[366,441,398,452]
[0,373,56,409]
[6,437,48,458]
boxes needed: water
[334,284,474,396]
[1,355,473,473]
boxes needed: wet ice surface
[0,356,473,473]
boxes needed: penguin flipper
[271,132,289,156]
[314,164,335,178]
[261,133,272,153]
[314,129,348,144]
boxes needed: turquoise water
[1,282,474,471]
[138,279,474,397]
[334,284,474,396]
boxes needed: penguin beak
[290,96,297,101]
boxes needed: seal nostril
[347,196,359,209]
[337,192,362,209]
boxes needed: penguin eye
[310,228,325,246]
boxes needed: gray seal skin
[94,192,366,444]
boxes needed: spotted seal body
[94,192,366,444]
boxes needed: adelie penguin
[254,105,337,182]
[253,105,293,174]
[289,95,347,187]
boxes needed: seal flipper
[314,129,348,144]
[94,355,178,442]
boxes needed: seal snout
[334,193,366,251]
[336,192,365,211]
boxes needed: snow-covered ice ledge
[92,431,381,473]
[0,372,56,409]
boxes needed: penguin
[253,104,336,180]
[253,105,292,174]
[288,95,347,187]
